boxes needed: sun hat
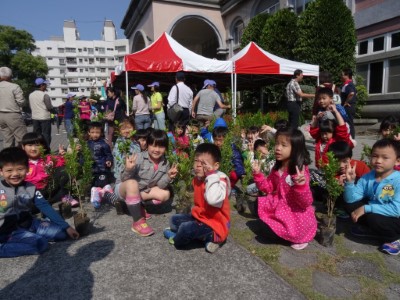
[202,79,214,89]
[35,78,50,86]
[147,82,160,87]
[131,84,144,92]
[66,92,76,99]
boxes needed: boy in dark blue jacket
[0,147,79,257]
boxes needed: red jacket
[310,124,354,168]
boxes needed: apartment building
[33,20,129,106]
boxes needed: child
[173,121,190,156]
[114,130,178,236]
[344,139,400,255]
[78,95,91,128]
[87,122,113,189]
[113,118,140,183]
[20,132,75,206]
[163,143,231,253]
[187,119,204,149]
[0,147,79,257]
[314,87,349,125]
[310,104,354,169]
[134,129,149,152]
[379,115,400,140]
[252,127,316,250]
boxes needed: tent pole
[234,73,237,120]
[125,71,129,115]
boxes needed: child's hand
[252,160,261,174]
[168,163,178,179]
[125,154,137,171]
[345,162,357,183]
[200,159,213,175]
[66,227,80,239]
[293,166,306,186]
[105,161,112,168]
[260,125,273,133]
[394,133,400,141]
[311,115,318,128]
[338,174,347,186]
[58,144,66,156]
[328,104,337,112]
[351,206,365,223]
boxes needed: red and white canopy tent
[230,42,319,117]
[116,32,233,114]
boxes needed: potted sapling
[316,152,344,247]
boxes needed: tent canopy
[231,42,319,77]
[124,32,232,73]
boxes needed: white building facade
[33,20,129,106]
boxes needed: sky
[1,0,132,41]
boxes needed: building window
[59,59,65,65]
[89,68,95,73]
[99,58,106,63]
[373,36,384,52]
[67,68,77,72]
[79,69,83,73]
[62,88,68,94]
[83,47,87,51]
[47,57,53,60]
[50,88,55,91]
[391,32,400,48]
[79,59,83,63]
[369,61,384,94]
[61,79,67,84]
[58,48,64,53]
[107,48,114,51]
[88,48,94,54]
[100,68,106,73]
[66,47,76,53]
[78,48,82,52]
[232,19,244,46]
[70,88,79,92]
[60,69,65,74]
[98,47,105,54]
[50,78,54,80]
[358,41,368,55]
[80,79,85,83]
[89,58,94,64]
[47,47,52,50]
[388,58,400,93]
[115,46,126,53]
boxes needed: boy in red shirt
[164,143,231,253]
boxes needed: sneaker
[61,195,79,208]
[350,225,381,239]
[291,243,309,250]
[205,242,220,253]
[163,228,176,245]
[90,187,102,208]
[131,219,154,237]
[101,184,114,196]
[381,240,400,255]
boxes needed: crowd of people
[1,68,400,259]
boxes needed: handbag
[167,85,183,122]
[105,98,119,121]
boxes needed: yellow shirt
[151,92,163,114]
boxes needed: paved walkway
[0,124,399,299]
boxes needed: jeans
[33,119,52,146]
[65,118,73,137]
[135,114,151,130]
[153,112,166,130]
[170,214,213,247]
[0,218,67,258]
[287,101,301,129]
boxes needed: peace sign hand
[168,163,179,179]
[345,161,357,183]
[125,153,137,171]
[293,166,306,186]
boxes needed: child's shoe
[205,242,220,253]
[381,239,400,255]
[61,195,79,208]
[90,187,102,208]
[101,184,114,196]
[290,243,309,250]
[131,219,154,237]
[140,204,152,220]
[163,228,176,245]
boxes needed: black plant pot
[317,225,336,247]
[74,213,90,236]
[247,197,258,218]
[59,202,72,219]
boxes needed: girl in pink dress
[252,127,316,250]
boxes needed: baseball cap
[131,84,144,92]
[202,79,214,89]
[147,82,160,87]
[35,78,50,86]
[66,92,76,99]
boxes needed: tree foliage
[240,13,269,48]
[294,0,356,83]
[260,9,298,59]
[0,25,48,101]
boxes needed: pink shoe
[131,219,154,236]
[290,243,309,250]
[62,195,79,208]
[140,205,152,220]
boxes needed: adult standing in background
[286,69,314,129]
[340,68,357,138]
[29,78,54,146]
[148,81,165,130]
[167,71,193,131]
[191,79,230,123]
[105,87,126,147]
[64,92,75,137]
[131,84,151,130]
[0,66,27,147]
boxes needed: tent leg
[125,71,129,115]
